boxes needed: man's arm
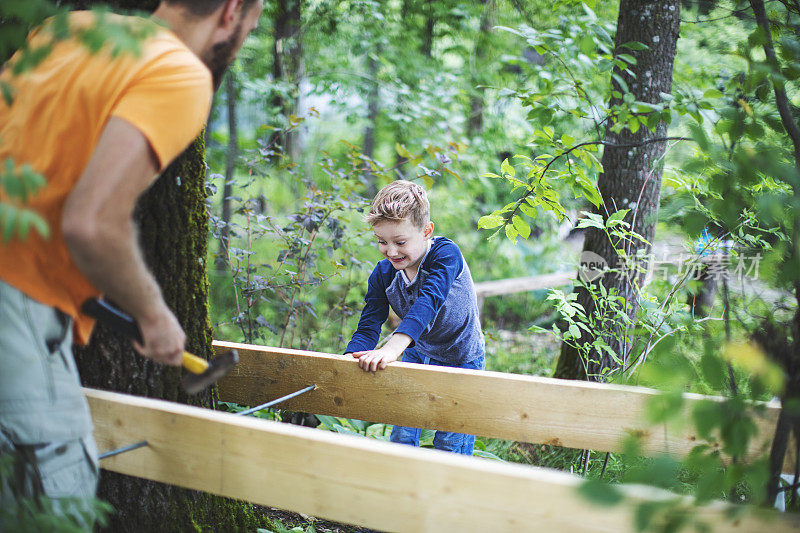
[61,116,184,365]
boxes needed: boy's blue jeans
[390,349,485,456]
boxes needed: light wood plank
[474,272,573,298]
[214,341,792,472]
[87,388,798,533]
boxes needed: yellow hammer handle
[182,352,209,374]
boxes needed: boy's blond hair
[366,180,430,229]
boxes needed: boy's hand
[352,347,401,372]
[350,333,412,372]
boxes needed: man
[0,0,262,518]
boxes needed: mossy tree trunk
[70,1,267,530]
[554,0,681,381]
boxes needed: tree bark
[69,2,265,530]
[271,0,303,162]
[363,52,379,162]
[421,0,435,58]
[362,48,381,196]
[466,0,494,139]
[217,71,237,267]
[554,0,681,381]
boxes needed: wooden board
[87,388,799,533]
[214,341,792,473]
[474,272,573,298]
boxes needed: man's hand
[350,332,412,372]
[131,304,185,366]
[63,117,187,366]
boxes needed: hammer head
[181,349,239,394]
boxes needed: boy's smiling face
[373,218,434,278]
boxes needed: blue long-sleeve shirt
[345,236,485,365]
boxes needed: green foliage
[217,401,282,421]
[258,520,317,533]
[204,1,799,530]
[479,6,658,241]
[0,158,48,241]
[0,456,113,532]
[209,111,466,351]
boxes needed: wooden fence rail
[214,341,793,473]
[88,388,799,532]
[473,271,573,298]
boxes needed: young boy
[345,180,486,455]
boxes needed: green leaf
[504,224,518,242]
[605,209,630,227]
[419,429,435,446]
[645,391,684,425]
[0,204,16,242]
[576,212,605,230]
[579,182,602,208]
[616,53,636,65]
[611,73,629,93]
[442,167,463,184]
[519,202,538,218]
[315,414,339,430]
[619,41,649,51]
[695,469,725,504]
[472,449,505,461]
[395,143,413,160]
[511,214,531,239]
[332,423,357,435]
[692,400,722,440]
[700,351,727,391]
[568,323,580,339]
[478,214,504,229]
[0,81,14,106]
[500,158,515,177]
[577,479,624,506]
[702,88,724,99]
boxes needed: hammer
[81,298,238,394]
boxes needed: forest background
[3,0,800,531]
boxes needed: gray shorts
[0,280,98,507]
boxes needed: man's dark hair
[163,0,258,17]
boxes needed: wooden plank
[214,341,793,473]
[87,388,799,533]
[474,272,573,298]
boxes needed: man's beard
[203,21,243,91]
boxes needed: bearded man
[0,0,262,518]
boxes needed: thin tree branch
[750,0,800,166]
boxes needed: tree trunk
[466,0,494,139]
[70,2,265,530]
[748,0,800,505]
[363,53,379,162]
[421,0,435,58]
[271,0,303,162]
[554,0,681,381]
[362,48,381,196]
[217,71,237,267]
[393,0,422,175]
